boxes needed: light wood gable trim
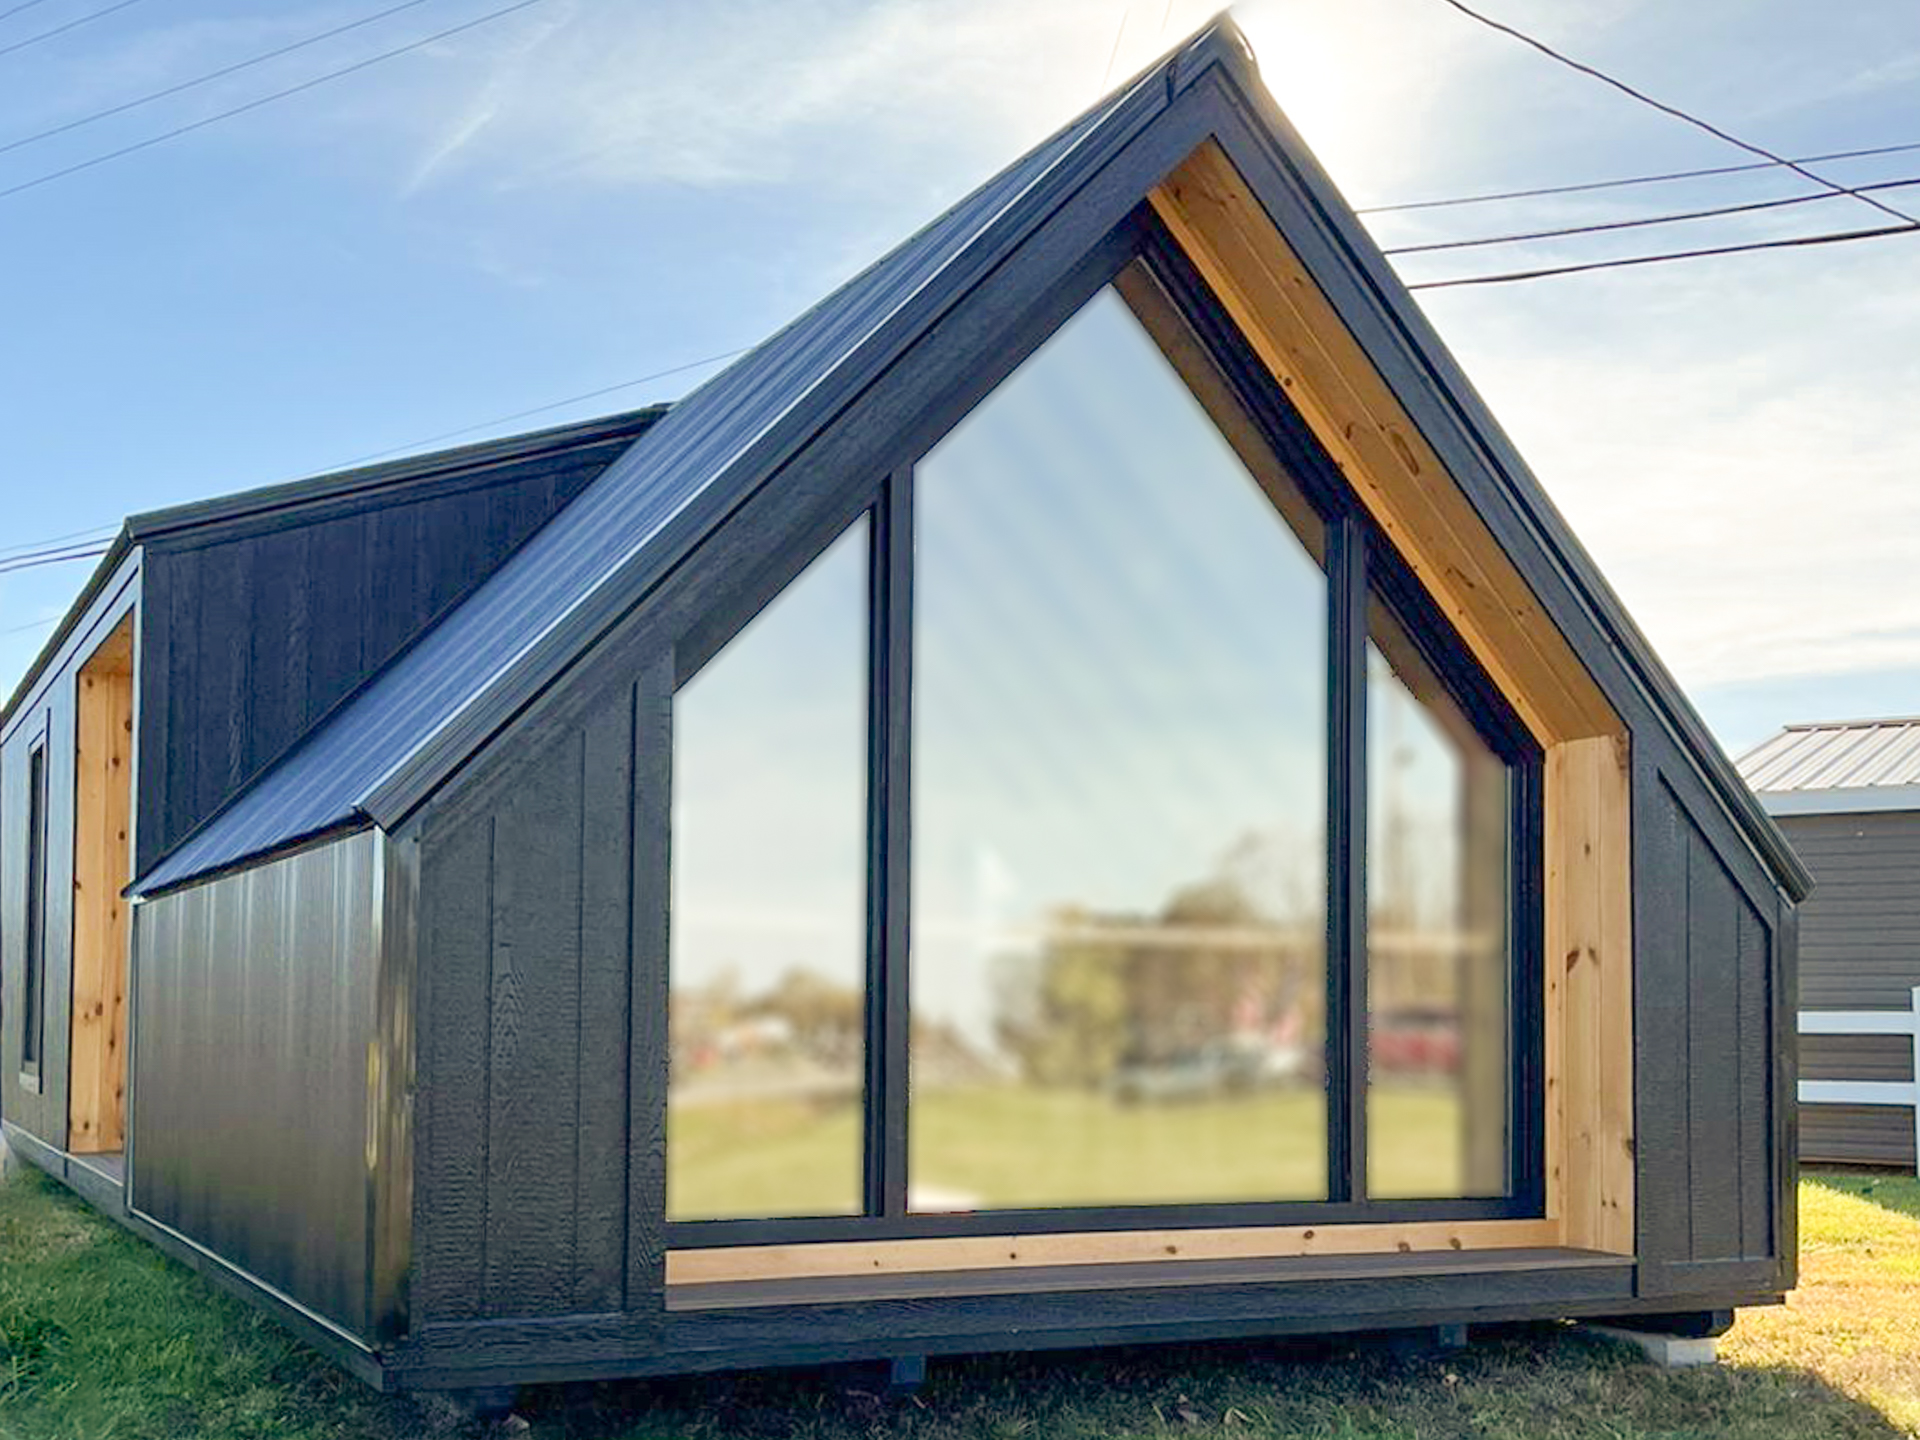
[1147,141,1616,748]
[1547,734,1636,1253]
[1149,141,1635,1255]
[69,614,134,1155]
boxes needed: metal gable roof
[133,35,1184,896]
[1738,719,1920,816]
[133,16,1812,903]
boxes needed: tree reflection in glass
[910,276,1330,1212]
[669,521,869,1222]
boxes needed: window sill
[666,1243,1632,1311]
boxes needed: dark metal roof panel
[133,52,1178,896]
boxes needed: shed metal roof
[132,17,1814,902]
[1737,719,1920,815]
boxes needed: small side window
[21,739,48,1076]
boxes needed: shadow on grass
[510,1324,1914,1440]
[1806,1167,1920,1223]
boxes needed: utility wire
[0,0,146,58]
[1357,139,1920,215]
[336,347,749,468]
[0,0,548,202]
[1385,174,1920,255]
[0,0,57,22]
[1433,0,1920,228]
[0,543,112,574]
[0,522,117,559]
[1409,218,1920,289]
[0,0,442,159]
[1,616,62,636]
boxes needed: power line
[1,616,62,637]
[1433,0,1920,228]
[0,0,145,59]
[0,0,58,22]
[0,522,117,560]
[1356,139,1920,216]
[335,347,748,468]
[0,0,549,203]
[0,0,442,160]
[1384,174,1920,256]
[0,542,112,575]
[1409,218,1920,290]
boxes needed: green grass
[671,1085,1472,1220]
[3,1161,1919,1438]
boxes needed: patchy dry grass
[1723,1172,1920,1434]
[1,1162,1917,1438]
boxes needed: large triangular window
[667,224,1541,1242]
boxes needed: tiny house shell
[3,21,1807,1392]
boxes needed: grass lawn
[2,1161,1917,1439]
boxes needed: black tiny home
[3,21,1807,1393]
[1740,720,1920,1169]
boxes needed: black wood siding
[1635,764,1785,1295]
[135,451,618,877]
[411,671,646,1327]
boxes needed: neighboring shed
[3,20,1808,1395]
[1739,719,1920,1167]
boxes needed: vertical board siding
[135,456,614,877]
[415,678,637,1325]
[130,833,380,1337]
[1636,771,1780,1289]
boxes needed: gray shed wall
[1773,810,1920,1166]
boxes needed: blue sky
[3,0,1919,758]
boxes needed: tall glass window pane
[669,520,868,1221]
[1366,601,1511,1199]
[911,280,1328,1213]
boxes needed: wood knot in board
[1165,1245,1179,1255]
[1386,429,1421,476]
[1564,948,1582,971]
[1302,1229,1316,1240]
[1449,1238,1463,1250]
[1396,1241,1412,1253]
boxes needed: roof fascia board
[1761,788,1920,818]
[357,65,1216,830]
[128,407,667,546]
[1190,58,1810,901]
[0,543,139,737]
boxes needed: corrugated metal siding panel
[133,448,623,876]
[1779,813,1920,1010]
[135,66,1165,896]
[1801,1106,1917,1167]
[129,832,382,1338]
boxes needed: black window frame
[666,209,1545,1248]
[20,731,49,1084]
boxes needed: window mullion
[1326,517,1369,1205]
[867,468,915,1219]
